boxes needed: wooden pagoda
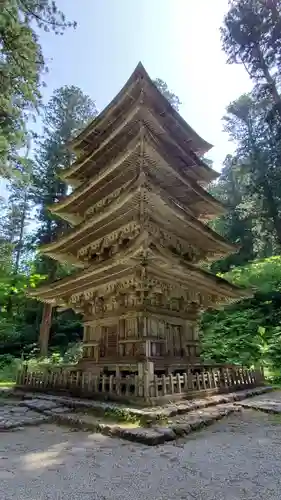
[31,63,246,380]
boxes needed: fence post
[93,375,99,393]
[115,375,121,396]
[152,375,157,398]
[76,371,80,389]
[134,375,139,397]
[109,375,114,394]
[125,376,130,397]
[195,372,201,391]
[202,369,207,390]
[81,372,86,393]
[207,370,212,389]
[102,374,106,393]
[144,372,150,401]
[15,367,22,385]
[169,374,174,395]
[162,374,167,396]
[212,369,218,389]
[176,373,181,394]
[219,367,225,389]
[62,371,67,387]
[243,369,249,385]
[187,367,193,390]
[183,372,188,392]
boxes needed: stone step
[44,403,241,445]
[235,399,281,414]
[11,386,272,423]
[0,402,51,432]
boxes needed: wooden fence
[16,365,264,403]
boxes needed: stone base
[1,386,273,444]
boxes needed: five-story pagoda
[31,63,246,379]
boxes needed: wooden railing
[16,365,264,402]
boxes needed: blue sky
[38,0,252,171]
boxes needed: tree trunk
[255,44,281,118]
[38,261,57,356]
[39,303,53,357]
[247,117,281,246]
[14,189,28,275]
[262,180,281,245]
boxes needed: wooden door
[106,325,118,357]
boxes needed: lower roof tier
[40,179,236,268]
[30,237,248,313]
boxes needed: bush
[0,354,22,382]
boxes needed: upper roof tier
[62,62,216,186]
[50,132,224,226]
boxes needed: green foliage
[0,341,83,383]
[0,354,22,382]
[202,1,281,375]
[221,0,281,116]
[153,78,181,111]
[0,171,34,273]
[0,0,75,178]
[210,93,281,273]
[33,85,97,278]
[211,1,281,276]
[222,256,281,293]
[202,256,281,369]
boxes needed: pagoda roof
[50,132,223,224]
[62,62,216,185]
[39,179,236,267]
[29,235,248,309]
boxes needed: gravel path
[1,409,281,500]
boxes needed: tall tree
[211,93,281,272]
[33,85,97,354]
[221,0,281,118]
[0,174,32,273]
[210,154,257,273]
[225,95,281,244]
[34,86,97,273]
[0,0,76,178]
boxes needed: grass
[0,381,15,387]
[73,411,142,429]
[76,406,144,425]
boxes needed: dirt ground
[1,408,281,500]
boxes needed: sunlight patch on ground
[20,442,69,472]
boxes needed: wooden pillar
[138,361,154,398]
[39,302,53,357]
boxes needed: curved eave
[139,63,213,155]
[69,65,141,152]
[28,234,147,301]
[39,184,139,255]
[62,106,142,185]
[40,178,237,267]
[43,252,85,268]
[51,132,220,220]
[148,244,250,301]
[144,138,224,217]
[147,184,237,255]
[49,139,140,215]
[29,237,249,306]
[69,62,212,155]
